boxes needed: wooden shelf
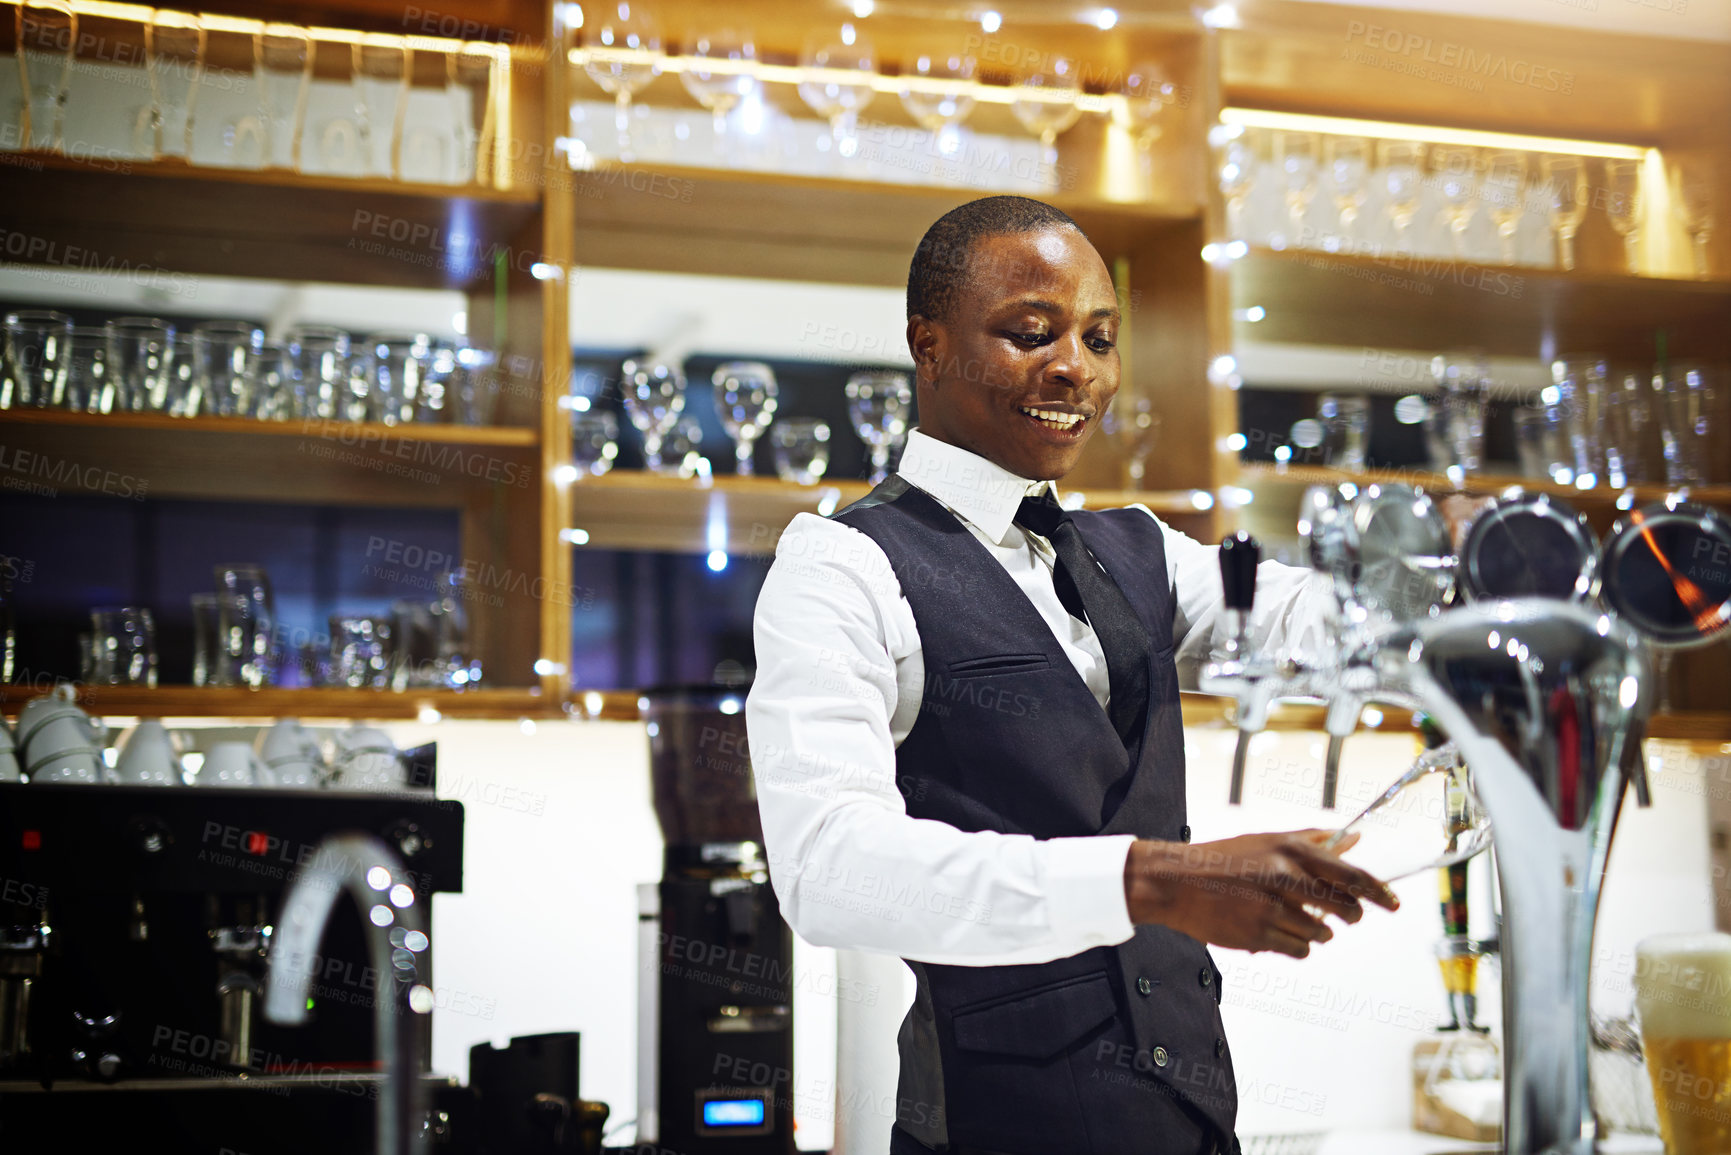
[0,686,552,720]
[1231,247,1731,362]
[1238,461,1731,509]
[565,470,1215,553]
[0,154,540,290]
[0,409,538,447]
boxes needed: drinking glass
[1318,392,1370,471]
[190,592,219,686]
[3,310,72,409]
[328,614,395,689]
[1010,57,1081,170]
[144,11,204,160]
[191,320,264,418]
[584,1,662,161]
[1217,133,1256,242]
[63,328,111,413]
[572,410,619,476]
[1483,151,1526,266]
[164,335,199,416]
[105,317,174,412]
[361,332,434,425]
[1433,147,1480,259]
[664,415,710,479]
[213,564,275,687]
[1512,405,1569,482]
[1320,745,1491,882]
[1551,354,1610,488]
[1542,156,1588,271]
[798,28,875,160]
[1324,135,1370,247]
[355,40,407,179]
[1379,141,1426,251]
[89,606,157,687]
[771,418,831,484]
[1676,161,1714,278]
[845,369,912,484]
[1105,395,1162,487]
[1604,159,1643,274]
[1429,350,1489,477]
[447,45,497,185]
[256,25,312,171]
[1634,932,1731,1155]
[1114,61,1176,150]
[681,31,755,155]
[900,53,976,158]
[620,358,686,471]
[1275,131,1319,249]
[712,361,779,477]
[252,342,293,420]
[1658,361,1715,487]
[286,326,350,419]
[450,348,499,425]
[18,1,75,152]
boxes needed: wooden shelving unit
[1240,461,1731,510]
[0,685,552,721]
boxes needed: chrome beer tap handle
[1204,533,1264,804]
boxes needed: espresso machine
[636,685,796,1155]
[1204,484,1731,1155]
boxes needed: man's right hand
[1123,830,1400,959]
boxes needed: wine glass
[1217,131,1256,241]
[1482,151,1526,266]
[584,1,662,162]
[845,370,913,484]
[681,30,754,157]
[620,358,686,471]
[144,11,204,160]
[1320,743,1491,882]
[899,53,976,158]
[1114,61,1177,149]
[1676,161,1714,278]
[1011,58,1081,170]
[798,27,876,160]
[1604,159,1643,274]
[1541,156,1588,271]
[18,1,76,152]
[1276,131,1320,249]
[1432,146,1480,259]
[1324,136,1370,249]
[712,361,778,477]
[1379,140,1426,252]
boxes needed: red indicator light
[245,832,270,856]
[21,830,41,850]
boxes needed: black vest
[832,478,1237,1155]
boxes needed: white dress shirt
[746,429,1330,967]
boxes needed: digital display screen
[702,1098,767,1128]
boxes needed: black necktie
[1015,491,1151,747]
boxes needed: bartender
[746,196,1399,1155]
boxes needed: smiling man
[746,196,1396,1155]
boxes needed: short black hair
[906,196,1084,323]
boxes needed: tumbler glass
[360,333,434,424]
[191,321,264,417]
[845,370,913,485]
[144,11,203,160]
[89,605,157,687]
[1429,351,1490,477]
[1551,354,1609,487]
[62,328,112,413]
[256,25,312,171]
[190,592,220,687]
[286,326,350,419]
[1604,368,1654,487]
[105,317,174,412]
[770,418,831,484]
[450,348,499,426]
[328,614,395,689]
[252,342,294,420]
[431,569,478,688]
[18,1,76,152]
[571,410,619,476]
[164,335,199,416]
[213,564,275,687]
[1659,361,1716,487]
[1511,405,1569,483]
[447,44,496,186]
[3,310,72,408]
[354,40,408,179]
[1318,392,1370,471]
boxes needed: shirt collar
[895,428,1058,546]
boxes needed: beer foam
[1635,933,1731,1038]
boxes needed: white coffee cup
[198,741,273,788]
[18,687,107,785]
[0,721,20,783]
[27,748,104,784]
[330,724,405,792]
[258,719,325,789]
[115,720,183,786]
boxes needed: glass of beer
[1635,932,1731,1154]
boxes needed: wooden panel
[0,685,554,719]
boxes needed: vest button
[1152,1046,1169,1068]
[1200,967,1213,988]
[1180,825,1191,843]
[1136,976,1153,996]
[1215,1036,1226,1058]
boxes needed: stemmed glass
[3,309,72,408]
[1379,140,1426,252]
[18,1,76,152]
[712,361,778,477]
[1604,159,1644,274]
[584,2,662,162]
[256,25,311,171]
[798,27,876,159]
[1676,161,1714,278]
[1217,131,1256,241]
[1115,61,1176,149]
[1541,156,1588,271]
[680,31,755,157]
[1483,151,1526,266]
[1275,131,1319,249]
[1324,136,1370,249]
[143,11,204,160]
[620,358,686,472]
[845,370,912,484]
[899,53,976,158]
[1010,57,1081,170]
[1433,147,1480,258]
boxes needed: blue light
[707,550,729,572]
[703,1099,765,1127]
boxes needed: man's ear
[907,315,942,387]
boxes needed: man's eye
[1088,337,1117,353]
[1007,331,1049,346]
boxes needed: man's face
[908,226,1121,481]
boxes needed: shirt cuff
[1044,834,1138,948]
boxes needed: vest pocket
[946,652,1052,678]
[951,970,1118,1062]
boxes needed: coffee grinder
[636,685,795,1155]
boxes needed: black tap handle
[1219,533,1261,612]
